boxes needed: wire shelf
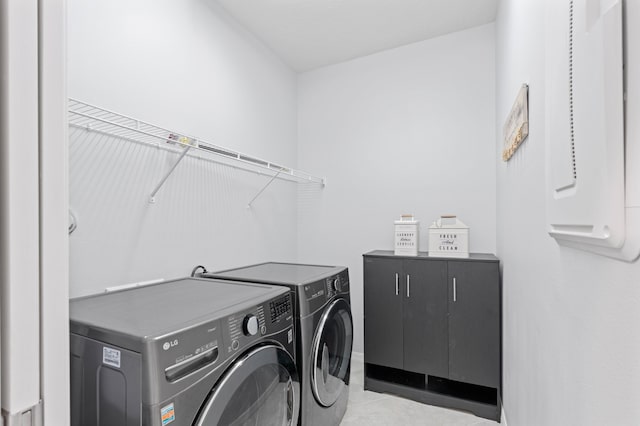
[68,98,325,186]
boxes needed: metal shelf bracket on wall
[247,171,281,208]
[149,143,192,204]
[68,98,326,203]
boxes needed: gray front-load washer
[202,263,353,426]
[70,277,299,426]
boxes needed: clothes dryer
[70,277,299,426]
[202,263,353,426]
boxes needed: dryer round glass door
[195,344,300,426]
[311,298,353,407]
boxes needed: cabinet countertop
[363,250,499,262]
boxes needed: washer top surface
[209,262,346,286]
[70,277,287,339]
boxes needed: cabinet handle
[453,277,457,302]
[395,273,399,296]
[407,274,410,298]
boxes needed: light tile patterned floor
[341,354,502,426]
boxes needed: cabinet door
[402,259,448,377]
[364,257,404,369]
[448,261,500,388]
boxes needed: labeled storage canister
[394,215,419,256]
[428,216,469,258]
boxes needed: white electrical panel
[546,0,640,261]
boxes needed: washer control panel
[228,305,266,352]
[151,291,294,404]
[157,319,223,384]
[269,294,292,324]
[226,293,293,355]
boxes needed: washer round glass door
[311,298,353,407]
[195,344,299,426]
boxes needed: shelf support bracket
[149,146,192,203]
[247,171,281,208]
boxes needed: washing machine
[69,277,299,426]
[202,263,353,426]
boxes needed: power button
[231,340,239,351]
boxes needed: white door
[0,0,68,425]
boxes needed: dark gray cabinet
[363,250,501,421]
[448,260,500,388]
[363,256,448,376]
[363,256,403,369]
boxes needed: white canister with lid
[394,215,419,256]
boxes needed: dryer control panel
[302,269,350,316]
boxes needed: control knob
[331,278,340,292]
[243,314,259,336]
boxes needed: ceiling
[214,0,499,72]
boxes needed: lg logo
[163,339,179,350]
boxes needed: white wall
[67,0,304,296]
[496,1,640,425]
[297,24,496,353]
